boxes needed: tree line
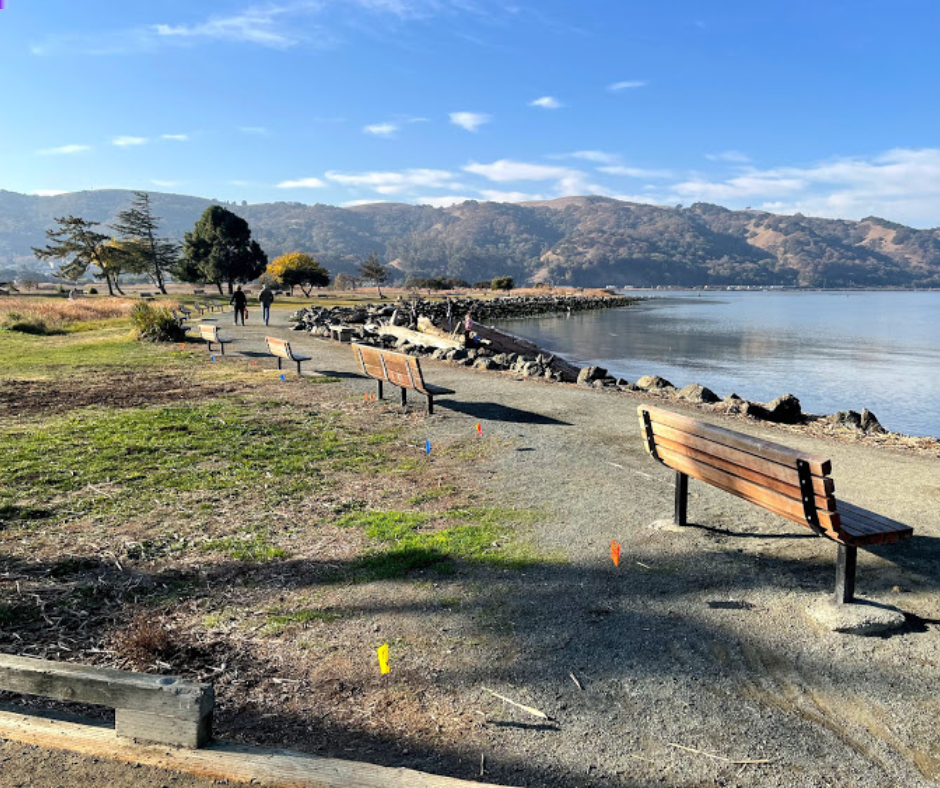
[31,196,398,296]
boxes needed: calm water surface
[493,291,940,438]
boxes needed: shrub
[131,302,186,342]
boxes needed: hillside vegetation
[2,189,939,287]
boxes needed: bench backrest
[265,336,293,360]
[353,344,428,394]
[637,405,849,542]
[198,324,219,342]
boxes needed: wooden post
[674,471,688,526]
[835,543,857,604]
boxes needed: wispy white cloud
[363,122,399,137]
[608,80,647,91]
[463,159,573,182]
[30,1,500,55]
[32,189,68,196]
[151,180,180,188]
[668,148,940,226]
[563,150,621,164]
[37,144,91,155]
[326,168,455,194]
[152,7,302,49]
[449,112,491,132]
[162,133,189,141]
[113,136,147,147]
[276,177,327,189]
[706,150,751,163]
[343,199,392,207]
[529,96,562,109]
[599,165,674,179]
[239,126,267,135]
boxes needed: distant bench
[0,653,213,748]
[637,405,913,603]
[197,324,232,355]
[265,335,311,375]
[328,324,354,342]
[352,344,454,415]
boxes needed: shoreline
[288,294,940,453]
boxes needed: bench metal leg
[427,395,434,415]
[835,543,857,604]
[674,471,688,526]
[295,360,302,375]
[377,381,383,400]
[276,357,282,370]
[400,387,407,407]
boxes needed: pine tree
[179,205,267,294]
[111,192,178,294]
[31,216,119,295]
[359,252,388,298]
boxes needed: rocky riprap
[287,293,635,335]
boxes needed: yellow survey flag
[377,643,390,674]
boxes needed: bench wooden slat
[656,445,844,537]
[641,404,832,476]
[640,419,835,496]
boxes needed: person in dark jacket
[230,285,247,325]
[258,285,275,326]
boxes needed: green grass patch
[200,530,288,562]
[0,398,388,525]
[342,506,544,580]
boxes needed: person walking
[258,285,275,326]
[230,285,247,325]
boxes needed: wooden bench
[352,344,454,415]
[637,405,913,604]
[210,299,226,312]
[265,335,311,375]
[0,654,213,748]
[197,324,232,355]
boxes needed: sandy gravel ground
[4,305,939,787]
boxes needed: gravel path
[213,308,940,787]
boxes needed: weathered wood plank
[0,706,504,788]
[0,655,213,722]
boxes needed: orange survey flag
[610,540,621,567]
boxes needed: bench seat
[638,404,912,603]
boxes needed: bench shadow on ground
[437,400,572,425]
[3,536,939,787]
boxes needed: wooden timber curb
[0,706,510,788]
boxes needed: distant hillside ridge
[2,189,939,287]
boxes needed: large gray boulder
[636,375,675,392]
[577,366,608,386]
[760,394,803,424]
[677,383,720,404]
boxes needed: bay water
[493,290,940,438]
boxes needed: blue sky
[3,0,940,226]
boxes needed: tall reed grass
[0,296,136,334]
